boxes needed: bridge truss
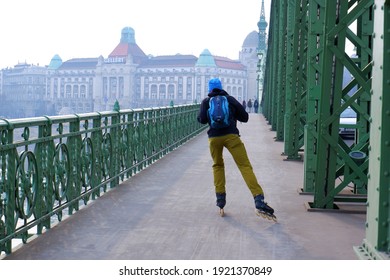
[262,0,389,259]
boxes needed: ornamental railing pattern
[0,104,206,255]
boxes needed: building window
[159,84,166,99]
[168,84,175,100]
[103,77,108,100]
[151,84,157,99]
[73,85,79,98]
[80,85,86,98]
[66,85,71,98]
[119,77,124,98]
[110,77,117,98]
[88,78,93,97]
[144,83,149,99]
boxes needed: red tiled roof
[59,58,99,69]
[109,43,147,64]
[140,55,198,68]
[214,56,246,70]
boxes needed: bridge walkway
[3,114,366,260]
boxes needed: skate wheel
[260,212,267,219]
[271,216,277,222]
[219,208,225,217]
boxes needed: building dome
[242,31,258,48]
[195,49,216,67]
[48,54,62,69]
[121,27,136,44]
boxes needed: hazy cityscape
[0,27,266,120]
[0,1,269,120]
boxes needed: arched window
[73,85,79,98]
[159,84,166,99]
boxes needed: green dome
[196,49,216,67]
[48,54,62,69]
[121,27,136,44]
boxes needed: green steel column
[312,0,350,209]
[262,53,270,118]
[265,1,279,128]
[304,0,327,193]
[355,0,390,260]
[275,1,288,141]
[262,21,271,120]
[304,0,373,208]
[283,0,308,160]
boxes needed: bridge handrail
[0,104,206,255]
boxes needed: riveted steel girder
[303,0,373,209]
[263,0,389,259]
[354,0,390,260]
[283,0,309,160]
[263,1,279,129]
[263,1,288,142]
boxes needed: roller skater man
[197,78,276,221]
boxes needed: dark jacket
[197,88,249,138]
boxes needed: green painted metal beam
[263,0,389,258]
[354,0,390,260]
[283,0,308,160]
[275,1,288,141]
[304,0,327,194]
[264,0,279,129]
[303,0,373,207]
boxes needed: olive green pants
[208,134,264,197]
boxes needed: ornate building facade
[45,26,250,115]
[1,16,267,118]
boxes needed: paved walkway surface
[3,114,366,260]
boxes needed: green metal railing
[0,104,206,255]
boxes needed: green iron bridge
[0,0,389,260]
[262,0,389,259]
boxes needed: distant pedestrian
[242,100,247,112]
[254,99,259,113]
[247,99,253,113]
